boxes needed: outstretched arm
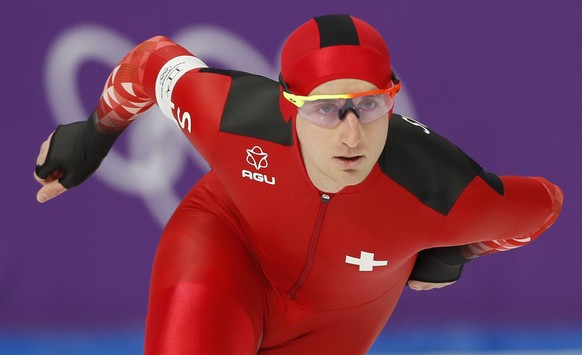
[34,36,208,202]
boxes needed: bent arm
[409,174,563,283]
[91,35,232,159]
[35,36,229,201]
[455,176,563,259]
[93,35,201,133]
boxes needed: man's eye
[358,99,377,110]
[316,104,338,114]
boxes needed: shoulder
[199,68,293,146]
[380,114,503,215]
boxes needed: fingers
[407,280,456,291]
[35,132,67,203]
[36,133,53,166]
[35,132,56,182]
[34,168,64,185]
[36,180,67,203]
[33,170,46,185]
[407,280,427,291]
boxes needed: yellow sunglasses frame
[282,83,401,108]
[280,71,402,108]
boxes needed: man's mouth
[339,156,361,161]
[335,155,364,166]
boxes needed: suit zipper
[288,193,331,299]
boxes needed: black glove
[409,246,473,283]
[35,111,121,189]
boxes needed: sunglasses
[280,72,401,127]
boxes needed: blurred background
[1,0,581,353]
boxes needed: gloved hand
[409,246,473,284]
[34,111,120,202]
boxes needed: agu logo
[242,146,276,185]
[246,146,269,170]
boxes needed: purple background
[2,0,581,346]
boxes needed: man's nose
[339,112,361,148]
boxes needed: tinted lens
[299,99,344,126]
[298,93,393,127]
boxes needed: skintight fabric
[93,36,563,354]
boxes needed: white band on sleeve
[155,55,208,120]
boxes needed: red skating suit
[95,37,562,354]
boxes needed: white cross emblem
[345,251,388,272]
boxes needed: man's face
[295,79,389,193]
